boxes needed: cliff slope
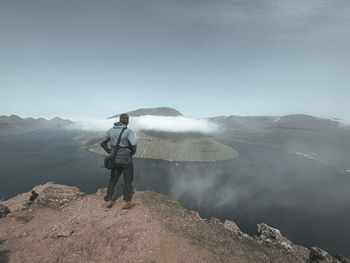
[0,183,346,263]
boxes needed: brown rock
[223,219,241,235]
[0,204,10,218]
[55,230,74,238]
[307,247,340,263]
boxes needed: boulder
[0,204,11,218]
[257,223,284,240]
[256,223,309,260]
[256,223,293,250]
[334,255,350,263]
[224,220,241,235]
[307,247,340,263]
[32,182,85,208]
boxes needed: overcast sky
[0,0,349,121]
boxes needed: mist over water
[66,116,218,133]
[160,142,350,257]
[0,128,349,257]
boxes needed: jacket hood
[113,122,127,128]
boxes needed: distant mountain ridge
[108,107,183,119]
[76,108,348,163]
[212,114,339,128]
[210,113,350,172]
[0,114,73,136]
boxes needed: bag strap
[111,127,127,160]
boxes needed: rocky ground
[0,182,348,263]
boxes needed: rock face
[0,183,343,263]
[0,115,73,136]
[2,182,85,213]
[335,255,350,263]
[307,247,340,263]
[223,219,241,235]
[32,182,85,208]
[256,223,310,260]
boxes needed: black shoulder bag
[104,127,127,169]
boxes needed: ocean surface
[0,127,349,257]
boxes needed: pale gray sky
[0,0,349,121]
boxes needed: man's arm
[127,130,137,156]
[100,130,111,154]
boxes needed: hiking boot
[104,200,113,211]
[104,195,111,202]
[121,200,135,210]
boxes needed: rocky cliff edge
[0,183,348,263]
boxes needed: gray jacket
[100,122,137,157]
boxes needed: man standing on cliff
[100,113,137,211]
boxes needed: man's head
[119,113,129,125]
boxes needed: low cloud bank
[338,119,350,127]
[66,115,218,134]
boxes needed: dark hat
[119,113,129,125]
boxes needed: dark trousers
[105,162,134,202]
